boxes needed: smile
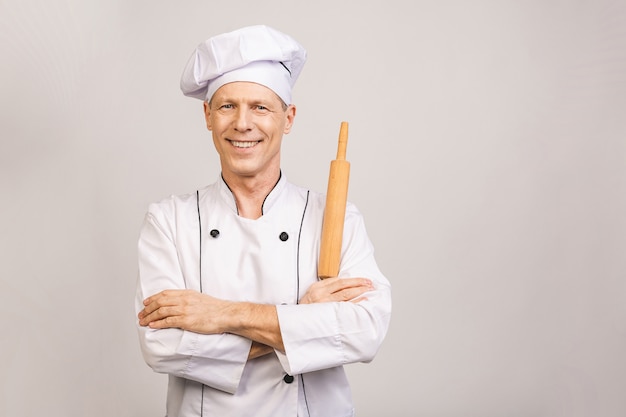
[230,140,260,148]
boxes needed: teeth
[231,141,259,148]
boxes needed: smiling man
[135,25,392,417]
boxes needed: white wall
[1,1,625,416]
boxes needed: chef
[136,25,392,417]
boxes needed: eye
[255,105,268,111]
[220,104,234,109]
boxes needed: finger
[143,288,187,305]
[328,289,350,302]
[139,301,160,318]
[148,314,180,329]
[139,305,178,326]
[141,290,182,316]
[143,290,168,306]
[329,278,373,294]
[139,309,158,326]
[333,284,373,302]
[341,278,373,289]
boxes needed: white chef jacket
[136,174,392,417]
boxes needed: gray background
[1,0,625,416]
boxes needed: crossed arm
[138,277,374,359]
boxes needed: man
[136,25,392,417]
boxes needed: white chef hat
[180,25,307,105]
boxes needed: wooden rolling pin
[318,121,350,279]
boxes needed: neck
[222,170,281,219]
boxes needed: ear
[283,104,296,134]
[203,101,212,131]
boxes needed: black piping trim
[196,190,203,294]
[296,190,311,415]
[220,173,239,216]
[221,171,282,216]
[261,171,282,215]
[200,384,205,416]
[197,190,205,416]
[279,61,291,76]
[296,190,309,304]
[300,374,311,416]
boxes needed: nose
[233,107,253,132]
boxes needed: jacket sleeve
[275,204,392,375]
[135,201,251,394]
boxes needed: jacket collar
[218,172,286,216]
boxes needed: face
[204,82,296,183]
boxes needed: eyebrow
[215,96,278,108]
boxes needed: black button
[210,229,220,238]
[279,232,289,241]
[283,374,294,384]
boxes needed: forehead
[211,81,282,104]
